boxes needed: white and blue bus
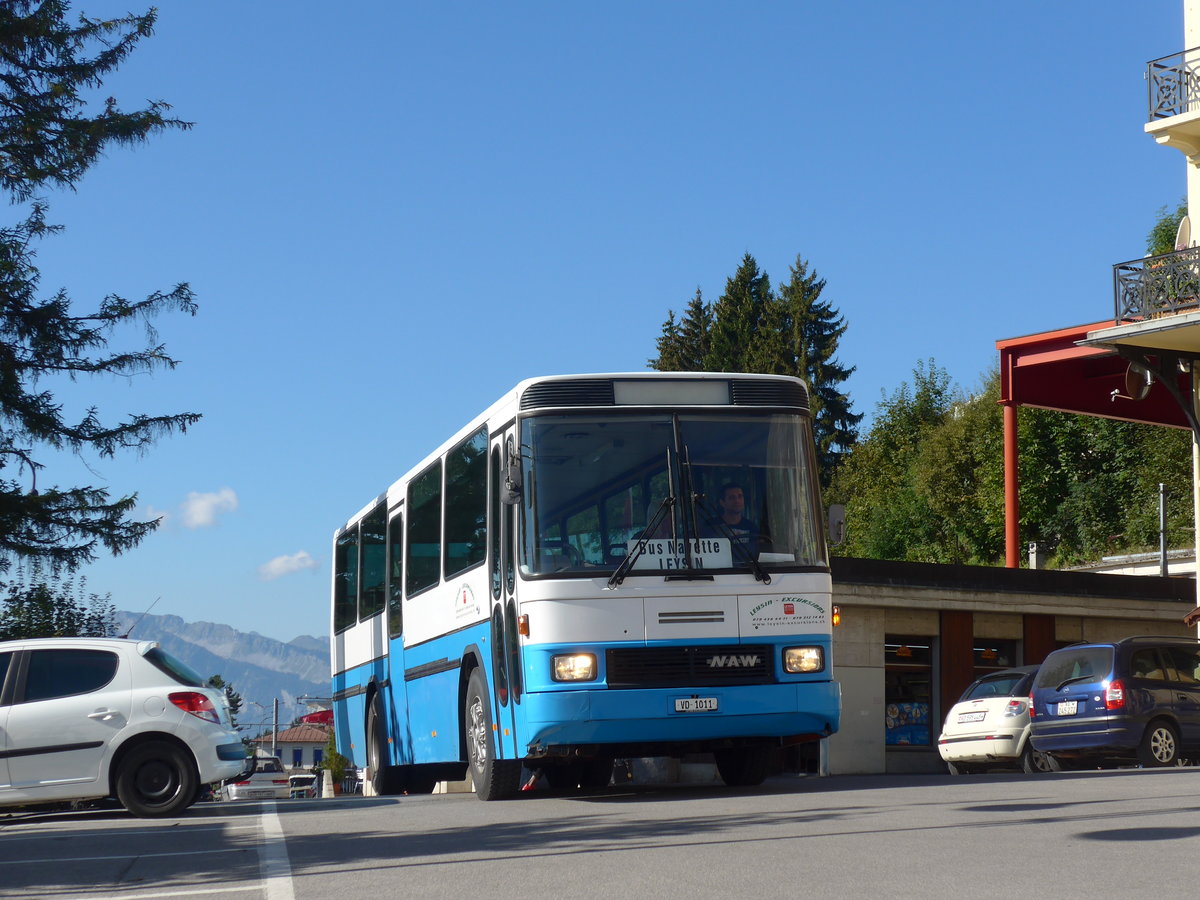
[330,372,840,799]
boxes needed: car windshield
[143,646,205,687]
[518,411,826,576]
[1034,648,1114,689]
[255,759,284,774]
[961,671,1032,701]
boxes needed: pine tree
[776,255,861,481]
[650,289,711,371]
[706,253,774,371]
[0,3,197,573]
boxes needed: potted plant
[319,731,349,795]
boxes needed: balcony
[1146,48,1200,154]
[1113,246,1200,323]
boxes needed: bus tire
[367,696,405,795]
[715,746,771,787]
[464,668,520,800]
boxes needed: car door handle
[87,709,118,721]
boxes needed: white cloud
[259,550,319,581]
[179,487,238,528]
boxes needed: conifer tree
[0,3,197,572]
[777,255,861,480]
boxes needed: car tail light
[1003,699,1027,718]
[1105,679,1125,710]
[1028,692,1036,717]
[169,691,220,723]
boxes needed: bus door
[490,432,522,759]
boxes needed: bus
[330,372,840,800]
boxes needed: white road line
[257,801,296,900]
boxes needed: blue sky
[21,1,1185,642]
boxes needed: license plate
[958,711,986,723]
[1057,700,1078,716]
[675,697,718,712]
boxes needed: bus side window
[333,528,357,633]
[407,460,443,597]
[360,504,387,620]
[387,511,403,638]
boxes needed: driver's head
[718,483,745,521]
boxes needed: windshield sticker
[745,596,826,631]
[627,537,733,570]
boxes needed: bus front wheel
[464,669,520,800]
[367,696,405,795]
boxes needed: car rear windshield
[143,646,206,687]
[1033,647,1114,690]
[962,671,1032,701]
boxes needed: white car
[222,755,291,801]
[0,636,247,817]
[937,666,1052,774]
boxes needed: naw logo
[707,654,761,668]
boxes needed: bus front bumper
[521,681,840,754]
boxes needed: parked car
[937,666,1051,774]
[0,636,246,817]
[223,755,291,801]
[1029,636,1200,768]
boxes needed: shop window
[884,635,933,746]
[973,639,1017,677]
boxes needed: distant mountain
[114,611,330,730]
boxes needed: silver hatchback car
[0,637,246,817]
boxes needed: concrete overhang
[1081,309,1200,357]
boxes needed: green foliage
[0,573,116,639]
[650,252,861,483]
[1147,199,1188,256]
[0,3,198,573]
[827,362,1194,567]
[319,730,349,782]
[206,674,244,725]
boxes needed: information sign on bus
[626,536,733,570]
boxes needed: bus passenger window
[407,460,443,597]
[333,528,357,633]
[387,512,403,638]
[445,427,487,578]
[360,505,387,619]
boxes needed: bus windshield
[518,411,826,577]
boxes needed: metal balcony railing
[1148,48,1200,119]
[1113,246,1200,323]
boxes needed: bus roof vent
[730,379,809,410]
[520,379,616,410]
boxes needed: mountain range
[114,610,330,732]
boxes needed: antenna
[1176,215,1191,251]
[120,597,161,639]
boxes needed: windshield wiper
[1054,674,1096,691]
[692,496,770,584]
[607,493,675,587]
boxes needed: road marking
[258,801,296,900]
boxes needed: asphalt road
[3,768,1199,899]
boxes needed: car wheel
[1021,744,1055,774]
[463,668,520,800]
[715,747,772,787]
[367,695,405,795]
[1138,720,1180,767]
[115,741,198,818]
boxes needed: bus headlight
[783,646,824,674]
[552,653,597,682]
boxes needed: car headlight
[552,653,597,682]
[783,646,824,674]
